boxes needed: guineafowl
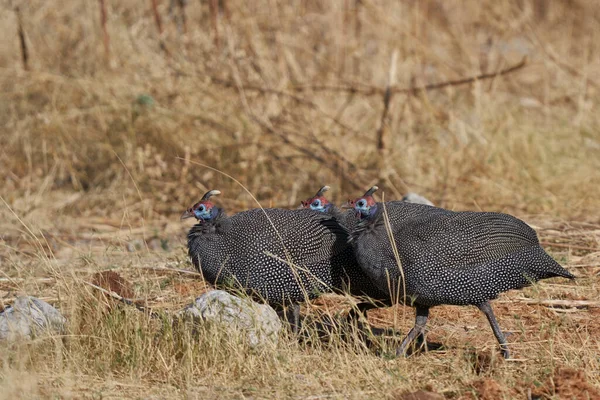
[345,186,575,358]
[300,186,357,230]
[299,186,387,302]
[182,189,359,330]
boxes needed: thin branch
[376,50,398,182]
[376,50,398,152]
[98,0,109,63]
[291,57,528,96]
[84,281,161,318]
[151,0,170,56]
[202,74,360,135]
[151,0,164,34]
[510,298,600,309]
[353,0,361,76]
[14,6,29,70]
[135,265,204,277]
[249,114,364,191]
[209,0,219,48]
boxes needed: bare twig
[250,115,364,191]
[541,242,600,252]
[209,0,219,48]
[14,6,28,70]
[340,0,349,76]
[135,265,204,277]
[151,0,170,56]
[0,277,54,283]
[180,0,187,35]
[353,0,361,76]
[221,0,231,22]
[376,50,398,182]
[84,281,161,318]
[168,0,188,35]
[292,57,528,96]
[151,0,164,34]
[98,0,109,62]
[511,298,600,309]
[206,74,360,134]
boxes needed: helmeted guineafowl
[345,186,575,358]
[299,186,387,301]
[182,189,360,330]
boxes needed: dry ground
[0,218,599,399]
[1,0,600,398]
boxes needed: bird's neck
[188,208,228,236]
[350,206,382,238]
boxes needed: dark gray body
[324,206,389,301]
[187,208,374,306]
[350,202,574,307]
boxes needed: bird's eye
[312,199,321,207]
[357,199,366,207]
[197,204,206,212]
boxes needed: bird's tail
[535,246,575,280]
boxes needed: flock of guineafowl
[181,185,575,359]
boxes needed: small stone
[179,290,282,348]
[401,192,434,206]
[0,296,66,341]
[126,239,144,252]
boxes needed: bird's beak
[180,210,195,220]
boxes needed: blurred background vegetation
[1,0,599,224]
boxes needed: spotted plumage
[347,186,575,358]
[182,190,358,317]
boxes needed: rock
[402,192,434,206]
[126,239,144,252]
[0,296,66,341]
[179,290,282,348]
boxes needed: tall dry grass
[1,0,598,220]
[1,0,599,398]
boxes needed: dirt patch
[172,280,210,297]
[532,367,600,399]
[91,270,135,306]
[393,389,444,400]
[471,378,506,400]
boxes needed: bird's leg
[477,301,510,359]
[346,301,373,332]
[280,303,301,334]
[396,305,430,357]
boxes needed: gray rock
[0,296,66,341]
[401,192,434,206]
[179,290,282,348]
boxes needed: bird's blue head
[181,189,221,222]
[300,185,334,213]
[344,186,379,219]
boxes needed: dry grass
[1,0,599,398]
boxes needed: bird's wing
[225,208,349,266]
[393,210,540,269]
